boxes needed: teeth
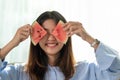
[47,43,57,47]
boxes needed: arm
[0,24,31,80]
[63,21,120,69]
[63,21,120,79]
[63,21,99,50]
[95,42,120,71]
[0,24,31,60]
[0,40,18,60]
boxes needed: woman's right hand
[11,24,32,47]
[0,24,32,59]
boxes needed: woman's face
[39,19,64,56]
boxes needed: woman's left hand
[63,21,99,49]
[63,21,90,40]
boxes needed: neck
[48,55,56,66]
[48,53,60,66]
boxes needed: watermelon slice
[52,20,68,44]
[31,21,47,45]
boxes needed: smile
[45,43,59,47]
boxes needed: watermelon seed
[39,35,41,38]
[37,30,40,33]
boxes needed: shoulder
[75,61,98,72]
[0,62,27,74]
[0,62,29,80]
[71,61,97,79]
[13,63,26,72]
[3,63,25,73]
[75,60,91,67]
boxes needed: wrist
[84,35,100,49]
[90,39,100,47]
[10,39,20,47]
[84,35,95,44]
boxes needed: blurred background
[0,0,120,63]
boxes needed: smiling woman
[0,10,120,80]
[0,0,120,64]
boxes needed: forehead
[42,19,56,29]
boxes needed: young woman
[0,11,120,80]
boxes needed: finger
[67,30,78,37]
[62,22,69,28]
[22,24,30,30]
[67,28,75,37]
[66,26,72,35]
[63,21,77,31]
[63,23,72,32]
[20,34,29,42]
[30,26,33,33]
[26,25,32,34]
[21,31,30,37]
[19,27,30,37]
[20,32,29,42]
[71,30,80,35]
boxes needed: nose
[47,33,56,41]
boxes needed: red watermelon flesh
[52,20,68,44]
[31,21,47,45]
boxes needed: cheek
[39,40,45,48]
[39,42,43,47]
[56,43,64,52]
[38,38,46,47]
[39,41,46,53]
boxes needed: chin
[45,50,59,55]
